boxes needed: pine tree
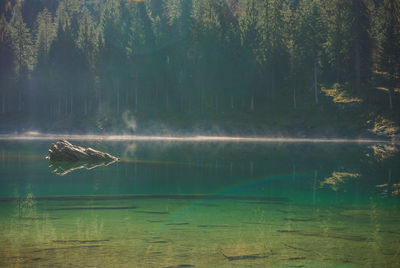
[380,0,400,109]
[293,0,325,104]
[348,0,372,94]
[36,8,56,66]
[9,4,35,112]
[9,6,35,76]
[0,14,13,114]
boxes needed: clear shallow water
[0,139,399,267]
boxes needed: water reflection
[49,159,118,176]
[0,140,399,266]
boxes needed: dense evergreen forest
[0,0,399,136]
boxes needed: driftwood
[47,140,119,162]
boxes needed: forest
[0,0,399,136]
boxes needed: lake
[0,138,399,267]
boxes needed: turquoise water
[0,139,399,267]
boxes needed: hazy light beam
[0,134,390,144]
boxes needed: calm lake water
[0,139,399,267]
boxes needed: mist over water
[0,132,390,144]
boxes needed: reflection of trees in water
[370,145,399,162]
[319,171,360,192]
[4,192,57,260]
[74,215,105,242]
[17,192,37,218]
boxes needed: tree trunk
[201,88,204,114]
[314,61,319,105]
[70,94,73,115]
[98,88,102,113]
[65,96,68,115]
[355,44,361,94]
[231,95,234,109]
[215,95,218,113]
[135,88,138,113]
[135,71,138,113]
[166,90,169,111]
[250,95,254,111]
[84,97,88,116]
[1,93,5,114]
[58,98,61,117]
[293,88,297,109]
[389,88,393,110]
[117,87,120,114]
[271,69,275,97]
[18,91,22,112]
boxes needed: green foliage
[0,0,399,131]
[35,8,55,64]
[9,5,35,76]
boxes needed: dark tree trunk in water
[231,95,234,109]
[250,95,254,112]
[314,61,319,105]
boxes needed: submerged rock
[47,140,119,162]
